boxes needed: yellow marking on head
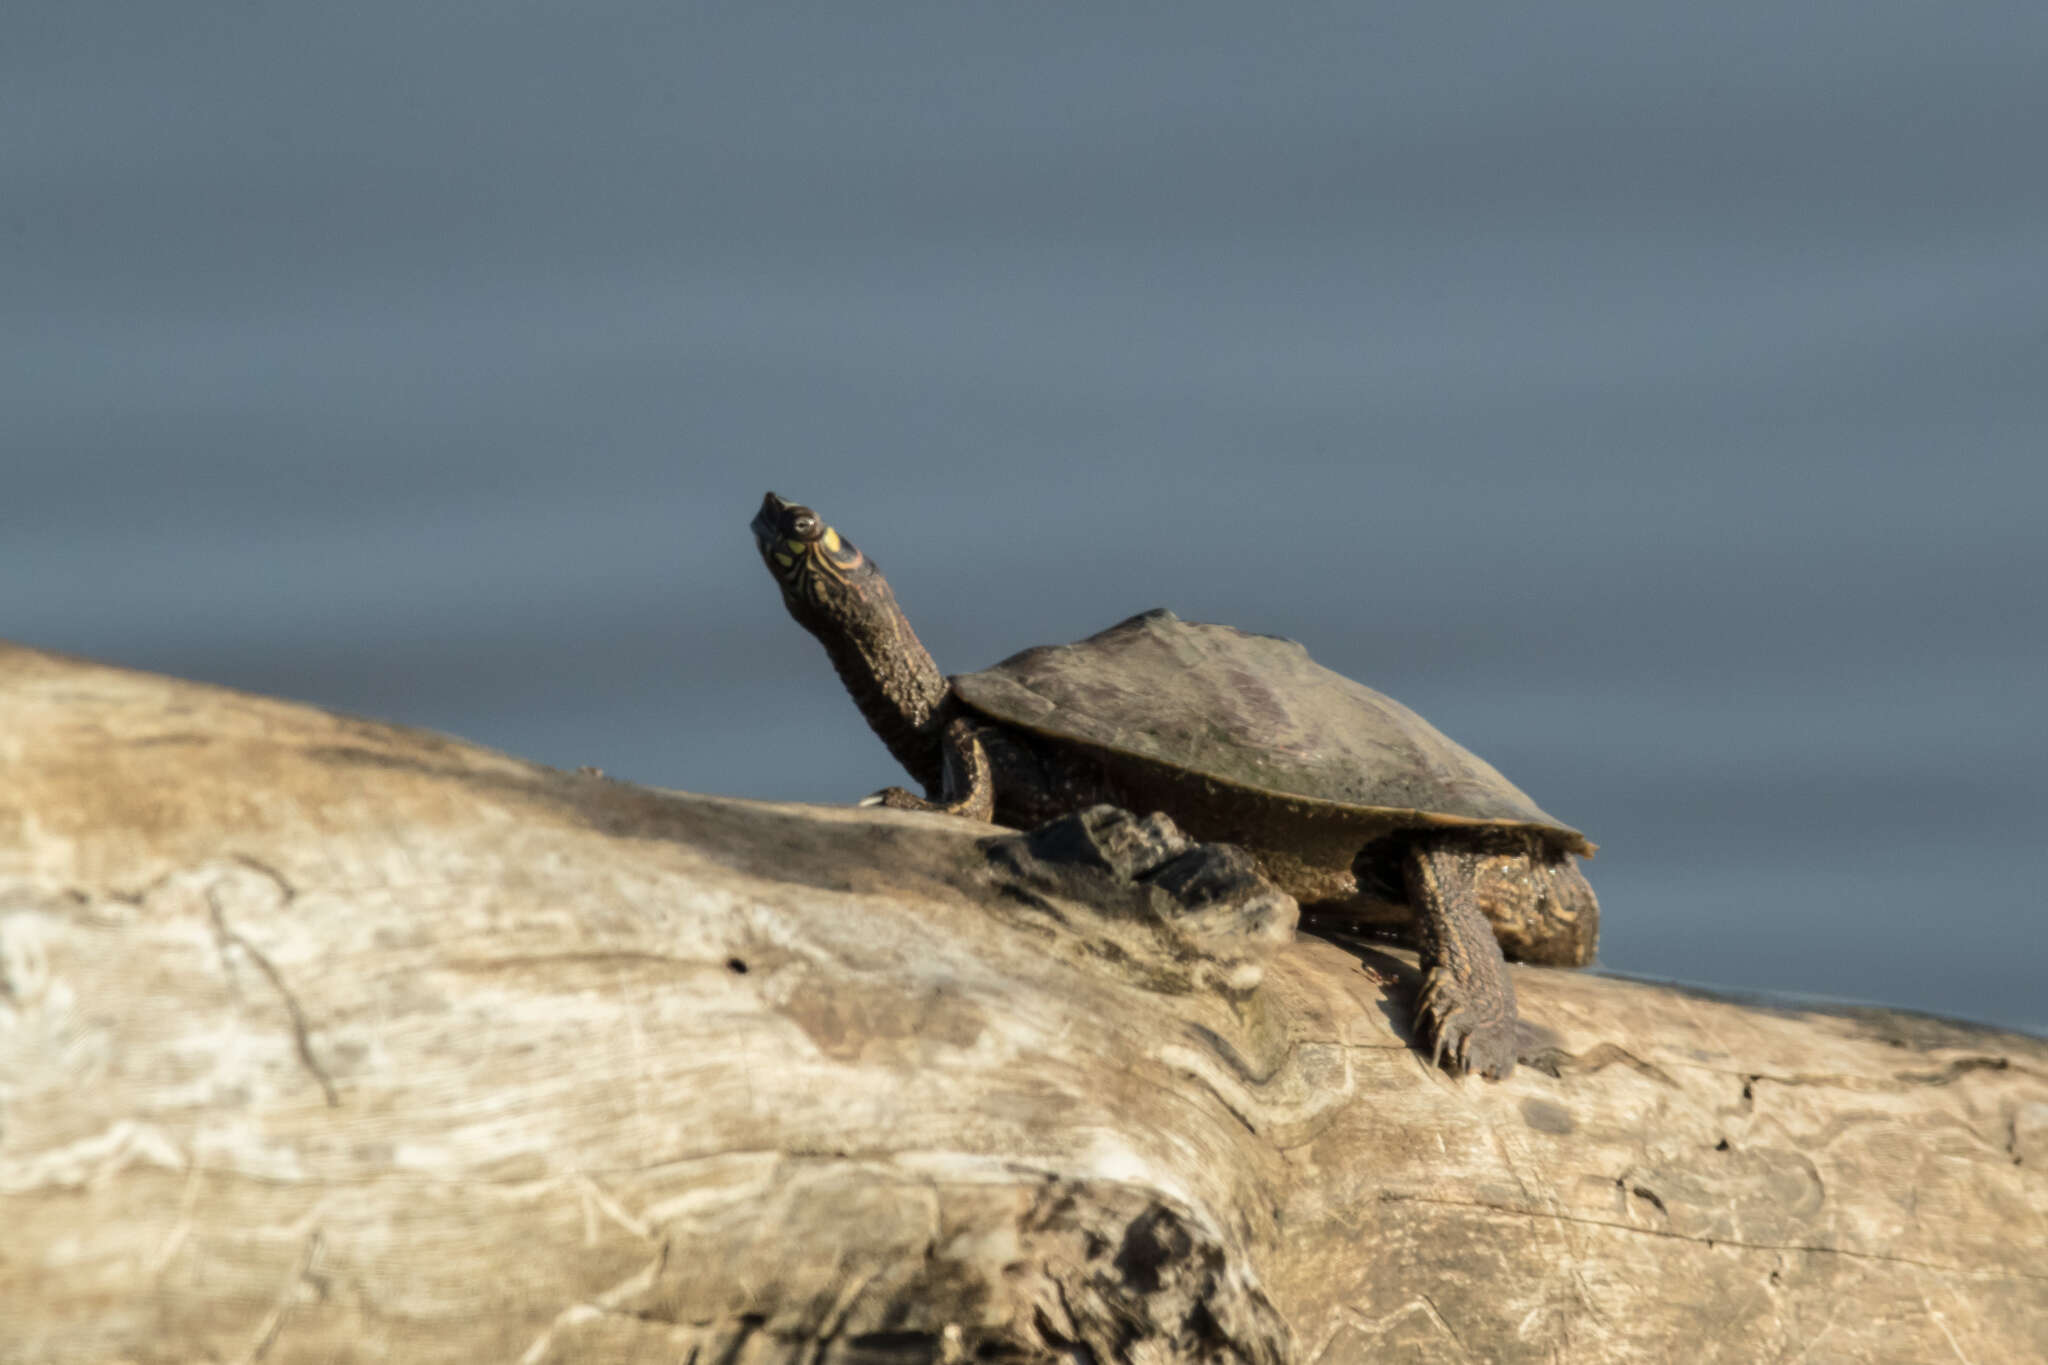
[782,537,808,555]
[773,551,795,567]
[821,526,842,552]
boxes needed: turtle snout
[751,491,792,548]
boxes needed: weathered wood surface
[2,641,2044,1364]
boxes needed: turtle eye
[791,512,821,539]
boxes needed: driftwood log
[2,641,2044,1364]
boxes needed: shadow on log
[2,641,2044,1362]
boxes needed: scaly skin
[751,493,952,795]
[1406,843,1519,1079]
[752,491,1591,1080]
[871,713,996,820]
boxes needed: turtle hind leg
[1478,834,1600,968]
[864,715,997,821]
[1404,841,1520,1080]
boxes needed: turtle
[751,491,1598,1079]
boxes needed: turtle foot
[860,716,997,820]
[983,806,1299,966]
[1416,967,1518,1080]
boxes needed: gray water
[6,6,2044,1033]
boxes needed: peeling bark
[2,641,2044,1363]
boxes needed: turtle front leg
[864,715,996,821]
[1405,842,1519,1080]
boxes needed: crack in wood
[1554,1042,1678,1087]
[207,880,339,1109]
[1377,1191,2048,1283]
[1682,1055,2029,1094]
[1416,1293,1476,1361]
[514,1238,671,1365]
[1332,1297,1478,1362]
[239,1228,324,1365]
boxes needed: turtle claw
[1416,966,1517,1081]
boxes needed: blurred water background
[5,5,2044,1032]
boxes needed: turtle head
[751,491,877,618]
[750,491,950,792]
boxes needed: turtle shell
[953,609,1591,854]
